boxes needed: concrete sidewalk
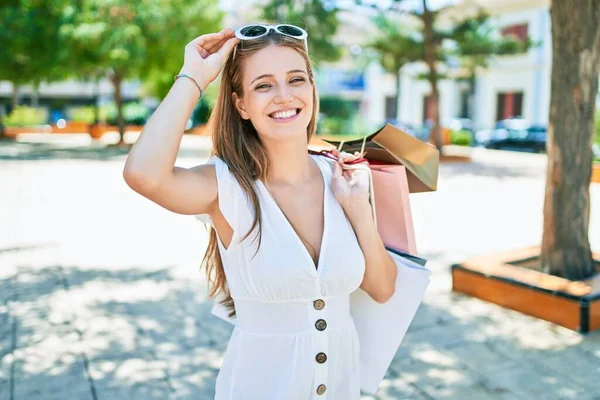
[1,135,599,400]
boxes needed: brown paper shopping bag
[317,123,440,193]
[311,123,439,254]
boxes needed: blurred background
[1,0,599,399]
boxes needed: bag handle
[336,134,368,155]
[309,135,377,228]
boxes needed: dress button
[315,352,327,363]
[315,319,327,331]
[313,299,325,310]
[316,384,327,395]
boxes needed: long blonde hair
[201,31,320,318]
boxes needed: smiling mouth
[269,108,301,120]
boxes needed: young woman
[123,24,397,399]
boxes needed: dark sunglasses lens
[240,25,268,37]
[277,25,303,37]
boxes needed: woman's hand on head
[180,28,241,91]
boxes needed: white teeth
[271,109,298,119]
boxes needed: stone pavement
[1,133,599,400]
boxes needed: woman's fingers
[333,160,343,178]
[190,28,234,53]
[191,31,226,48]
[207,30,236,53]
[217,36,241,59]
[190,43,210,59]
[187,28,236,60]
[207,36,229,54]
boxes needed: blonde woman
[123,25,397,399]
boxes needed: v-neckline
[257,155,328,277]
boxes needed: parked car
[475,121,547,153]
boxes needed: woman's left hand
[330,149,370,209]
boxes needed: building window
[385,96,398,120]
[501,23,529,43]
[460,90,470,118]
[496,92,524,120]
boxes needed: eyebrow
[250,70,307,86]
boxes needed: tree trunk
[422,0,442,151]
[541,0,600,280]
[93,77,100,125]
[11,84,18,108]
[109,73,126,144]
[467,69,476,120]
[395,67,402,122]
[0,107,5,138]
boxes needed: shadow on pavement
[2,261,599,399]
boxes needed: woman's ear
[232,92,249,120]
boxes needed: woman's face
[233,45,313,142]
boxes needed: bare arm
[331,151,397,304]
[345,200,397,304]
[122,28,240,215]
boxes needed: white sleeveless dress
[195,154,429,399]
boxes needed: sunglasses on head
[233,24,308,58]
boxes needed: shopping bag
[309,127,426,254]
[370,163,417,254]
[316,123,440,193]
[350,248,431,394]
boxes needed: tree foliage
[449,10,535,79]
[0,0,71,87]
[57,0,223,141]
[356,0,535,147]
[0,0,72,136]
[60,0,223,97]
[260,0,342,64]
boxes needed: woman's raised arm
[122,28,239,215]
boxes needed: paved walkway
[1,133,599,400]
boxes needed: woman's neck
[262,137,314,188]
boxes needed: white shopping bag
[350,250,431,394]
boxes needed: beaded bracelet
[174,73,203,98]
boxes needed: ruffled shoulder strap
[195,155,239,230]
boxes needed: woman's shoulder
[311,152,336,168]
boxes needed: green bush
[5,106,48,127]
[319,96,357,120]
[318,116,347,135]
[103,102,150,125]
[69,106,96,124]
[450,129,473,146]
[317,115,369,136]
[192,98,212,125]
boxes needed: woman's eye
[256,77,305,90]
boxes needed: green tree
[355,1,534,150]
[362,13,423,122]
[61,0,222,144]
[354,0,453,149]
[260,0,343,65]
[0,0,70,137]
[541,0,600,280]
[449,10,535,119]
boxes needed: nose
[274,84,294,104]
